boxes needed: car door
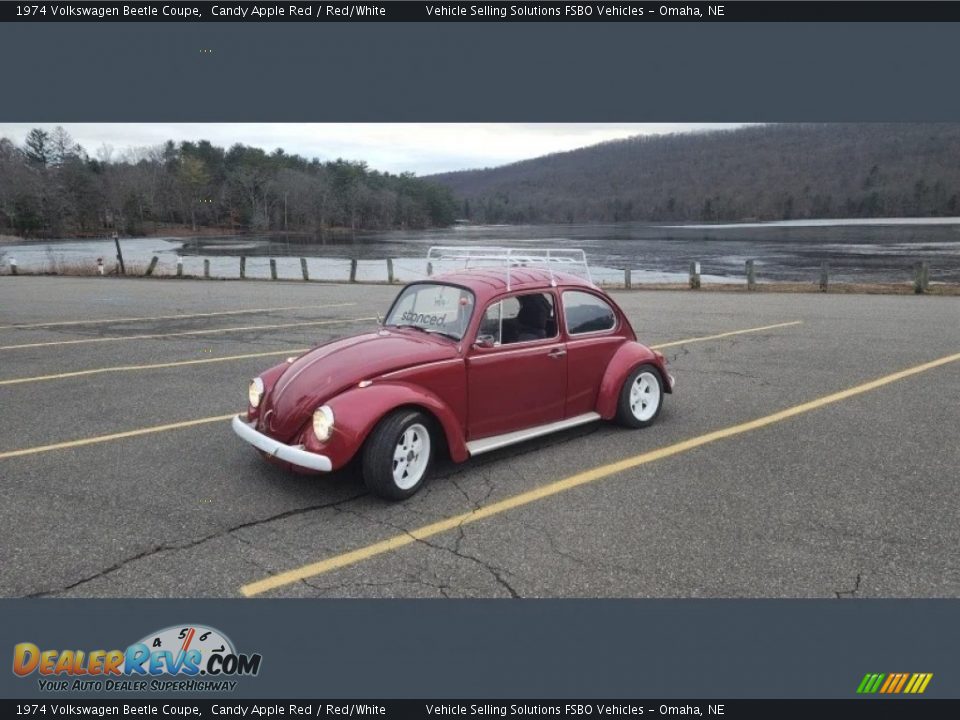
[466,291,567,439]
[561,290,625,417]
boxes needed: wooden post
[9,258,17,276]
[176,256,183,277]
[349,259,358,283]
[746,259,756,290]
[913,261,929,294]
[112,232,125,275]
[240,256,246,279]
[689,261,701,289]
[819,262,829,292]
[624,268,632,289]
[300,257,309,281]
[203,259,210,279]
[386,258,394,284]
[145,256,158,276]
[270,258,278,280]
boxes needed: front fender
[595,342,672,420]
[302,381,469,469]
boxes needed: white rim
[629,372,661,421]
[392,423,431,490]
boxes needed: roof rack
[426,246,593,291]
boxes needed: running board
[466,412,601,456]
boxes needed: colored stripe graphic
[858,672,932,694]
[893,674,910,693]
[882,673,903,693]
[907,673,934,694]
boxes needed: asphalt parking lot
[1,276,958,599]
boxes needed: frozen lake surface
[3,218,960,284]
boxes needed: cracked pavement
[1,277,958,598]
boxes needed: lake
[3,217,960,284]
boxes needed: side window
[478,301,506,345]
[478,293,557,346]
[563,291,617,335]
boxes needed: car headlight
[248,377,265,408]
[312,405,335,442]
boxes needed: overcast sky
[0,123,748,175]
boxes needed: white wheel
[363,410,436,500]
[392,423,431,490]
[616,364,664,428]
[629,371,661,422]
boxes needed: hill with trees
[430,123,960,224]
[0,128,457,238]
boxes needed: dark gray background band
[1,600,958,698]
[0,22,960,121]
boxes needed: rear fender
[305,381,469,469]
[595,343,672,420]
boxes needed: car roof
[426,267,600,305]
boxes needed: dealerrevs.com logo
[13,625,262,693]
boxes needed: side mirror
[473,335,497,349]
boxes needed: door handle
[547,348,566,359]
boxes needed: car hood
[260,329,459,441]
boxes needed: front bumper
[231,415,332,472]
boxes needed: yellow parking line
[0,349,312,386]
[240,349,960,596]
[0,414,237,461]
[0,319,800,386]
[0,318,806,460]
[0,303,355,331]
[0,319,805,453]
[0,317,378,351]
[649,320,803,349]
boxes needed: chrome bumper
[231,415,332,472]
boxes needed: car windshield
[384,283,475,341]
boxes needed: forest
[430,123,960,224]
[0,128,458,238]
[5,124,960,238]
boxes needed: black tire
[615,364,664,429]
[362,410,435,500]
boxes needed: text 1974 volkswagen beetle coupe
[232,247,674,500]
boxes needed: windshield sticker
[402,311,449,327]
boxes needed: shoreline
[4,222,958,291]
[6,214,960,245]
[2,271,957,296]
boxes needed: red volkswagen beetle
[232,249,674,500]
